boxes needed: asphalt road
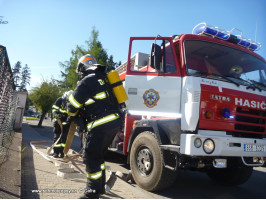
[104,151,266,199]
[32,118,266,199]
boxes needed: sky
[0,0,265,91]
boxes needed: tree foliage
[60,27,118,90]
[12,61,31,91]
[29,80,61,126]
[12,61,22,87]
[20,64,31,91]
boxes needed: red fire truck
[110,23,266,191]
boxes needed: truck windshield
[184,40,266,90]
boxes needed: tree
[20,64,31,91]
[59,50,80,90]
[60,27,117,90]
[116,61,122,69]
[107,55,116,71]
[29,80,61,127]
[12,61,22,87]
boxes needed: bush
[26,117,39,121]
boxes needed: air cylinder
[107,70,128,104]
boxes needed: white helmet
[63,90,73,100]
[76,54,97,74]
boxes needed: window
[184,40,266,90]
[130,39,177,73]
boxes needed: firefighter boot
[52,153,59,158]
[59,152,64,158]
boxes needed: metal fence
[0,45,17,164]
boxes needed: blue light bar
[192,22,261,51]
[194,26,230,40]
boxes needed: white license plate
[244,144,266,152]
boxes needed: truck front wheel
[207,166,253,186]
[130,131,176,191]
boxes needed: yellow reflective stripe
[69,94,82,109]
[52,105,59,109]
[55,143,66,147]
[84,92,107,106]
[84,99,95,105]
[62,122,68,125]
[101,163,106,170]
[59,109,67,113]
[67,109,79,117]
[87,171,102,180]
[52,109,57,113]
[87,113,120,130]
[95,92,106,99]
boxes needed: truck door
[124,37,182,118]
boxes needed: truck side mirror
[150,43,161,71]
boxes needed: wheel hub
[136,148,153,175]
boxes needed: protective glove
[53,113,61,119]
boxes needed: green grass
[26,117,39,121]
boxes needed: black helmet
[76,54,97,75]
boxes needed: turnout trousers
[83,116,122,198]
[53,121,70,154]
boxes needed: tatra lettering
[210,95,231,102]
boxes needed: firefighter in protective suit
[67,54,122,199]
[52,91,72,158]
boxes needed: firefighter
[67,54,122,199]
[52,90,72,158]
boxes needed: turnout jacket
[52,97,68,122]
[67,71,120,131]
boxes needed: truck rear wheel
[207,166,253,186]
[130,131,176,191]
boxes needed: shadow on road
[104,151,266,199]
[21,140,40,199]
[151,168,266,199]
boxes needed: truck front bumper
[180,130,266,157]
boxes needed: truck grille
[235,107,266,134]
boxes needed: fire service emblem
[143,89,160,108]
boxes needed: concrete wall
[14,91,27,130]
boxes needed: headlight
[203,139,215,154]
[194,138,202,148]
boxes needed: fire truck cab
[111,23,266,191]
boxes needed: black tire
[207,166,253,186]
[130,131,176,191]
